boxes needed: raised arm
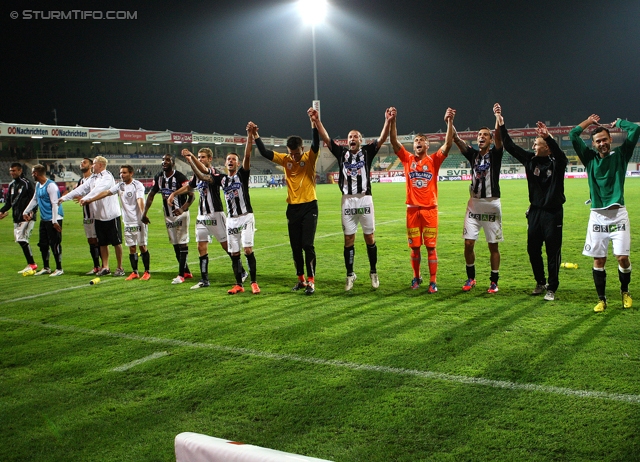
[569,114,600,164]
[452,126,469,154]
[493,103,503,150]
[250,122,275,162]
[537,122,567,165]
[243,124,254,171]
[183,152,213,183]
[310,109,331,147]
[578,114,600,131]
[389,108,402,154]
[181,149,209,174]
[616,119,640,160]
[495,104,529,164]
[309,108,320,154]
[441,107,456,156]
[376,107,393,150]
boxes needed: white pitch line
[2,317,639,405]
[0,283,105,304]
[112,351,169,372]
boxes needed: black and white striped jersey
[461,146,504,199]
[216,167,252,217]
[77,175,96,221]
[329,140,379,196]
[189,167,224,215]
[151,170,190,218]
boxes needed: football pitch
[1,179,639,461]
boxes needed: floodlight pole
[311,24,321,123]
[312,24,318,102]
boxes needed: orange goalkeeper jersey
[397,146,446,207]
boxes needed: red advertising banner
[171,133,193,143]
[119,130,149,141]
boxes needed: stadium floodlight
[297,0,327,110]
[297,0,327,24]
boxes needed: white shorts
[195,212,227,244]
[463,197,503,243]
[341,193,375,236]
[14,221,35,242]
[226,213,255,254]
[165,211,190,245]
[83,217,97,239]
[123,222,148,248]
[583,207,631,258]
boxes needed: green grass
[1,179,639,461]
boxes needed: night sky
[3,0,640,139]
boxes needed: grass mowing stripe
[2,316,639,405]
[0,218,388,303]
[111,351,169,371]
[0,283,107,304]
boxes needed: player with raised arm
[312,108,392,290]
[168,148,246,289]
[389,107,455,293]
[496,104,567,301]
[184,128,260,295]
[570,114,639,312]
[453,104,504,293]
[142,154,194,284]
[252,109,320,295]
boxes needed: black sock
[178,247,188,277]
[228,252,245,276]
[129,253,138,273]
[366,243,377,273]
[466,264,475,280]
[245,252,257,283]
[618,268,631,293]
[200,254,209,282]
[593,268,606,300]
[490,270,499,284]
[90,243,100,268]
[344,245,354,275]
[231,254,243,285]
[141,250,150,272]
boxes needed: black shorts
[39,220,62,248]
[95,218,123,247]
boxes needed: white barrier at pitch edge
[175,432,334,462]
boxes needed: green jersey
[570,119,639,209]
